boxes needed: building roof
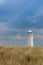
[27,30,32,33]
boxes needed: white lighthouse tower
[27,30,33,46]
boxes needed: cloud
[0,22,26,45]
[0,0,43,24]
[0,0,8,5]
[36,7,43,16]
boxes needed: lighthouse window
[27,32,32,34]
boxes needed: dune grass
[0,46,43,65]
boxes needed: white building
[27,30,33,46]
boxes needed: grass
[0,46,43,65]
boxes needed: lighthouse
[27,30,33,46]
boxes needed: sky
[0,0,43,46]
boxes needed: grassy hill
[0,46,43,65]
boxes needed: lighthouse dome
[27,30,33,34]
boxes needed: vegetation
[0,46,43,65]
